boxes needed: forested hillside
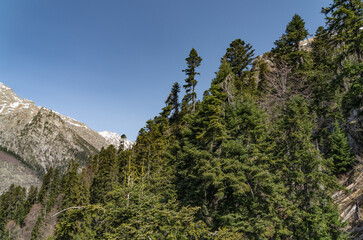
[0,0,362,239]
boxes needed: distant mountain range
[0,82,133,192]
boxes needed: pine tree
[224,39,255,93]
[91,145,119,204]
[119,134,127,151]
[46,168,61,213]
[25,186,38,208]
[322,0,363,62]
[182,48,202,113]
[272,14,309,67]
[56,162,93,240]
[97,183,210,240]
[197,59,231,152]
[310,26,337,105]
[61,160,83,209]
[342,62,363,112]
[20,186,38,226]
[38,167,54,203]
[163,82,181,122]
[224,39,255,79]
[253,57,270,94]
[327,122,355,174]
[274,96,346,239]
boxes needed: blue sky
[0,0,331,140]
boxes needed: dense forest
[0,0,362,239]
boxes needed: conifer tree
[46,168,61,213]
[163,82,181,122]
[56,162,93,240]
[25,186,38,208]
[197,59,231,152]
[322,0,363,62]
[274,96,346,239]
[272,14,309,67]
[342,62,363,112]
[91,145,119,204]
[322,0,362,101]
[310,26,337,104]
[20,186,38,226]
[38,167,54,203]
[61,160,83,209]
[182,48,202,113]
[224,39,255,90]
[0,184,27,237]
[327,122,355,174]
[97,183,209,239]
[119,134,127,151]
[218,96,291,238]
[253,57,270,94]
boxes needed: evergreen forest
[0,0,362,239]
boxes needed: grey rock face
[0,150,41,194]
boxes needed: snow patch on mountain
[99,131,134,149]
[50,110,89,129]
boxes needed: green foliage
[322,0,363,62]
[55,207,95,240]
[309,26,338,109]
[182,48,202,113]
[197,59,232,151]
[224,39,255,91]
[253,57,270,94]
[38,167,53,204]
[1,2,356,238]
[163,82,181,123]
[90,146,119,204]
[30,213,44,240]
[274,96,346,239]
[272,14,309,67]
[55,161,92,240]
[327,122,355,174]
[0,185,26,232]
[20,186,38,226]
[342,62,363,113]
[97,185,210,240]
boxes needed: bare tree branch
[52,206,85,217]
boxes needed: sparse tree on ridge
[224,39,255,78]
[163,82,181,122]
[182,48,202,113]
[272,14,309,67]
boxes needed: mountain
[0,82,132,192]
[99,131,134,149]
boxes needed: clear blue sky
[0,0,331,140]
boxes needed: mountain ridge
[0,82,133,192]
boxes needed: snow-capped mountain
[99,131,134,149]
[0,82,132,192]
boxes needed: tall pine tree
[272,14,309,67]
[182,48,202,113]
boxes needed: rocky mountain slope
[0,82,133,192]
[0,150,41,194]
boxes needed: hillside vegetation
[0,0,362,239]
